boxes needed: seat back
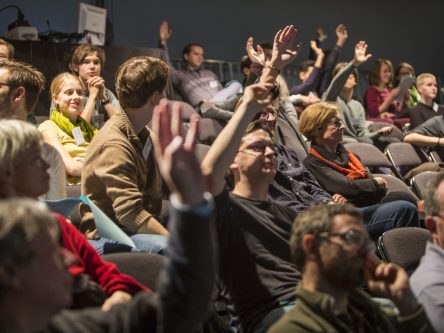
[411,171,440,199]
[102,252,166,291]
[344,142,393,171]
[377,227,431,273]
[374,173,419,202]
[385,142,424,180]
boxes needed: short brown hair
[369,58,393,87]
[299,101,339,141]
[115,56,169,108]
[71,44,105,69]
[416,73,436,88]
[0,59,45,115]
[0,39,14,59]
[291,203,362,270]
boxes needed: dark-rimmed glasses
[317,229,375,252]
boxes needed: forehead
[380,64,391,71]
[190,46,203,53]
[331,213,365,233]
[240,129,272,147]
[0,68,10,81]
[83,52,100,61]
[0,45,9,58]
[420,77,436,85]
[60,78,82,89]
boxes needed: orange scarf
[309,147,368,180]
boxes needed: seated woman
[299,101,419,239]
[364,58,409,128]
[39,72,97,184]
[0,119,147,310]
[394,62,419,108]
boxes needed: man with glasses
[411,171,444,333]
[270,204,434,333]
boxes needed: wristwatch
[101,90,110,105]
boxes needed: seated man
[411,171,444,333]
[70,44,121,126]
[0,59,66,200]
[201,25,302,333]
[0,102,214,333]
[397,73,444,129]
[81,56,172,251]
[158,21,241,108]
[270,204,434,333]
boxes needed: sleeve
[318,45,342,95]
[38,120,61,137]
[158,41,180,86]
[290,67,321,96]
[354,103,378,139]
[396,305,438,333]
[94,143,156,233]
[412,286,444,333]
[40,143,67,200]
[200,94,239,121]
[59,215,147,296]
[105,88,121,111]
[364,87,383,118]
[302,167,333,202]
[412,116,444,137]
[303,155,383,199]
[323,61,355,102]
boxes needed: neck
[340,87,353,102]
[302,265,349,313]
[421,96,434,106]
[64,112,77,123]
[314,139,338,154]
[125,104,154,135]
[187,63,199,71]
[232,178,269,201]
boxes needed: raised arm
[201,83,272,196]
[152,99,214,332]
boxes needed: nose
[264,145,275,156]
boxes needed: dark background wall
[1,0,443,79]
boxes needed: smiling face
[53,77,84,119]
[231,129,277,184]
[379,63,393,86]
[316,111,344,148]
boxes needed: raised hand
[159,20,172,43]
[336,24,348,46]
[310,40,324,58]
[246,37,266,66]
[354,41,372,66]
[152,99,203,205]
[270,25,301,71]
[242,82,274,115]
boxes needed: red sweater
[56,213,149,297]
[364,85,397,118]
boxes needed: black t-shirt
[215,189,301,332]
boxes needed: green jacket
[268,284,435,333]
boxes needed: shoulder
[38,119,60,134]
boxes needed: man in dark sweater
[0,103,214,333]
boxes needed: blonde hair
[416,73,436,87]
[50,72,82,100]
[299,102,339,141]
[0,119,41,174]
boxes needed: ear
[12,86,25,102]
[425,215,437,234]
[72,64,79,74]
[183,53,189,61]
[302,234,317,260]
[242,68,251,77]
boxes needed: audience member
[0,119,146,310]
[0,107,214,332]
[39,72,97,184]
[0,59,66,200]
[364,58,408,124]
[398,73,444,129]
[269,204,434,333]
[81,56,172,252]
[0,38,14,59]
[70,44,121,126]
[201,25,303,333]
[411,171,444,333]
[394,62,419,108]
[299,102,419,239]
[158,21,242,108]
[324,41,398,148]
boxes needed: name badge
[72,127,85,145]
[142,137,152,161]
[209,80,219,88]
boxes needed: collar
[114,110,145,150]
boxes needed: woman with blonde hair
[39,72,97,183]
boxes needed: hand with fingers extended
[353,41,372,66]
[367,261,419,316]
[310,40,324,58]
[246,37,266,66]
[159,20,172,44]
[269,25,301,71]
[152,99,204,205]
[336,24,348,46]
[242,82,274,115]
[331,193,348,204]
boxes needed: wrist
[268,60,283,72]
[437,138,441,147]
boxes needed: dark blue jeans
[359,200,419,240]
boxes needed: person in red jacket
[0,118,146,310]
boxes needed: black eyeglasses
[328,118,344,129]
[318,229,375,252]
[239,143,278,156]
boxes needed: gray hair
[291,203,362,270]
